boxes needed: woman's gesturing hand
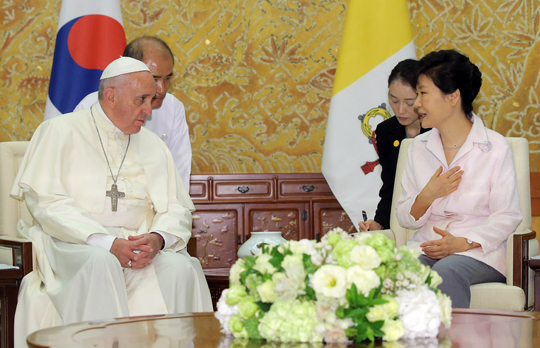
[420,227,471,259]
[422,166,463,202]
[411,166,463,220]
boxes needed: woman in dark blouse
[359,59,429,231]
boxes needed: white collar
[419,113,492,167]
[95,101,124,134]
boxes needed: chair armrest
[510,230,537,308]
[0,237,33,277]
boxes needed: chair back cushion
[0,141,31,238]
[388,137,531,247]
[389,138,415,247]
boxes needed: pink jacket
[396,115,522,276]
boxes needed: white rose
[257,280,279,303]
[311,265,348,298]
[419,264,431,283]
[229,259,245,286]
[282,254,306,284]
[350,245,382,270]
[381,319,405,341]
[323,326,349,343]
[252,253,276,275]
[366,305,390,322]
[273,272,304,300]
[346,266,381,296]
[353,232,371,244]
[429,270,443,289]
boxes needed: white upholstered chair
[0,141,33,348]
[0,140,198,347]
[375,137,538,311]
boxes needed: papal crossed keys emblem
[357,103,392,175]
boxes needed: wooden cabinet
[190,174,356,269]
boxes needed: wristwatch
[466,238,474,250]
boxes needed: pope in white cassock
[11,57,212,347]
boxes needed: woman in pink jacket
[396,49,522,308]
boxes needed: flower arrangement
[215,228,452,343]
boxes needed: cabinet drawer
[214,181,273,200]
[189,181,209,201]
[278,179,333,198]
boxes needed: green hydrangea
[238,297,259,319]
[365,233,395,263]
[391,246,422,277]
[332,239,358,268]
[258,300,323,342]
[227,285,248,305]
[326,233,343,246]
[229,314,249,338]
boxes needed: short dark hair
[388,59,418,88]
[415,49,482,118]
[123,37,174,66]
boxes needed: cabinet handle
[237,235,242,245]
[299,184,317,192]
[236,186,251,194]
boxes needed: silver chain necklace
[442,143,462,150]
[90,108,131,212]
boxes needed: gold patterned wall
[2,0,540,172]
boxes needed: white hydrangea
[214,289,239,335]
[395,285,441,339]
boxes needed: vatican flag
[322,0,416,229]
[44,0,126,120]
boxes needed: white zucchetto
[100,57,151,80]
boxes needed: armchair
[0,141,33,348]
[0,141,197,348]
[378,137,538,311]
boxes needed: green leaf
[304,286,316,301]
[369,320,385,337]
[243,317,262,339]
[262,273,272,282]
[345,326,358,338]
[355,321,368,342]
[244,256,256,269]
[344,307,368,320]
[255,301,271,313]
[367,298,388,306]
[336,306,345,318]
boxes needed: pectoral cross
[106,184,125,212]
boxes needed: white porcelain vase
[237,231,287,258]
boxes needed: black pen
[362,210,368,222]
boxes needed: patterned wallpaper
[1,0,540,172]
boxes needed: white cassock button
[118,154,123,159]
[120,142,124,146]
